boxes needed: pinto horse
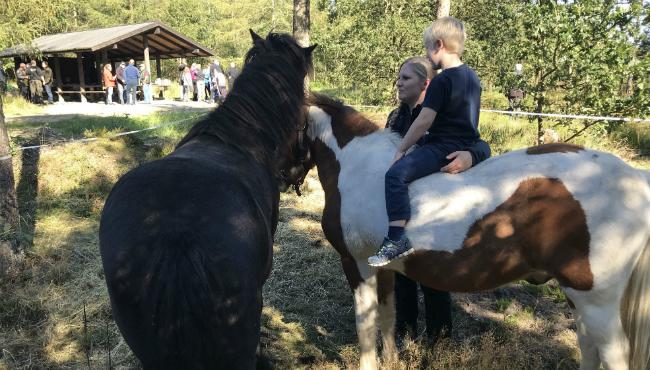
[99,31,315,369]
[281,93,650,370]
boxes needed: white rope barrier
[350,103,650,123]
[0,114,206,162]
[480,109,650,123]
[3,106,649,162]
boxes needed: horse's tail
[621,236,650,370]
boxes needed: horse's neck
[308,106,395,197]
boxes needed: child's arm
[466,139,491,164]
[392,107,437,163]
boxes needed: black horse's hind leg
[255,343,273,370]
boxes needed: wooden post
[156,54,163,100]
[143,35,152,101]
[143,34,151,75]
[77,53,87,103]
[95,52,102,85]
[53,56,63,102]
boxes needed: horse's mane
[176,33,310,165]
[307,93,379,145]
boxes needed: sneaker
[368,237,414,267]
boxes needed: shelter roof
[0,21,215,59]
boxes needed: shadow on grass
[263,201,580,369]
[16,145,40,249]
[1,137,148,369]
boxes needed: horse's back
[100,140,276,369]
[339,137,650,265]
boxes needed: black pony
[99,31,315,369]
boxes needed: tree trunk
[293,0,310,47]
[437,0,450,18]
[0,94,20,274]
[293,0,312,85]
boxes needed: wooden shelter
[0,21,215,101]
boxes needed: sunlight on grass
[3,100,645,369]
[3,93,45,117]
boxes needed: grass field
[1,94,649,369]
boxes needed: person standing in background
[181,66,193,102]
[27,60,43,104]
[0,61,7,95]
[202,63,211,103]
[41,61,54,104]
[190,63,198,101]
[103,63,116,105]
[115,62,126,104]
[227,62,240,91]
[16,63,30,100]
[140,64,152,104]
[124,59,140,105]
[194,64,205,102]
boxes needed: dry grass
[2,105,649,369]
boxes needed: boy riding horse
[369,17,487,266]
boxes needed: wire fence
[0,113,207,162]
[2,106,649,162]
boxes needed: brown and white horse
[280,94,650,370]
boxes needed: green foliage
[1,0,648,139]
[312,0,435,104]
[512,0,649,139]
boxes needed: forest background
[1,0,648,124]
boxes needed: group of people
[178,59,239,103]
[0,61,7,95]
[11,60,54,104]
[102,59,152,105]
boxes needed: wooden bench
[56,84,105,103]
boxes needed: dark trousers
[29,80,43,103]
[19,81,29,100]
[385,142,463,221]
[395,273,452,343]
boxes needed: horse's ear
[303,44,317,55]
[249,29,263,43]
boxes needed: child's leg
[385,144,451,224]
[368,145,452,267]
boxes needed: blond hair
[400,56,435,82]
[423,16,466,55]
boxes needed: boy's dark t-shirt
[422,63,481,145]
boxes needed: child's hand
[391,151,405,166]
[441,151,473,174]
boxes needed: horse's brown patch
[313,139,363,290]
[526,143,584,155]
[311,94,379,148]
[403,177,594,292]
